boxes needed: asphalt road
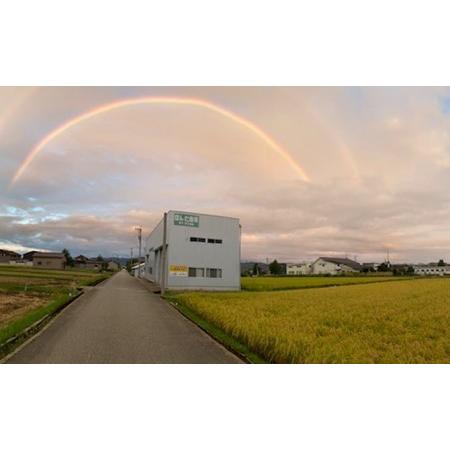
[7,270,241,363]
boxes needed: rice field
[241,275,410,291]
[167,278,450,363]
[0,265,109,347]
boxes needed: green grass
[0,288,77,347]
[0,266,110,351]
[0,266,101,279]
[168,278,450,363]
[241,275,415,291]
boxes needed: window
[190,237,206,242]
[207,238,223,244]
[206,268,222,278]
[188,267,205,277]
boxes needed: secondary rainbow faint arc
[10,96,310,187]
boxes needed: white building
[414,265,450,276]
[286,262,312,275]
[144,211,241,291]
[311,257,361,275]
[131,262,145,277]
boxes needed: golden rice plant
[172,278,450,363]
[241,276,411,291]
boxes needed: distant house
[74,255,89,268]
[0,249,21,264]
[32,252,66,270]
[107,260,120,271]
[85,260,103,271]
[131,262,145,278]
[286,262,312,275]
[311,257,361,275]
[414,264,450,276]
[23,251,40,261]
[74,255,104,271]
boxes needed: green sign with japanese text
[174,213,199,227]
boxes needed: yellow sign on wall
[169,264,188,277]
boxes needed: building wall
[414,265,450,275]
[86,261,102,271]
[107,261,120,271]
[144,216,165,284]
[144,211,241,290]
[0,255,18,263]
[311,258,358,275]
[8,260,33,266]
[312,259,339,275]
[286,263,312,275]
[33,257,65,270]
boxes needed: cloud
[2,87,450,262]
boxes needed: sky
[2,86,450,263]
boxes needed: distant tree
[269,259,282,275]
[62,248,74,267]
[407,265,415,274]
[96,255,104,261]
[252,263,260,276]
[438,259,445,266]
[126,260,132,272]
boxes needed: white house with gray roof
[311,257,361,275]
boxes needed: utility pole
[161,213,167,295]
[135,227,142,277]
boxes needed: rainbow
[10,96,310,186]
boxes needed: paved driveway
[7,271,241,363]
